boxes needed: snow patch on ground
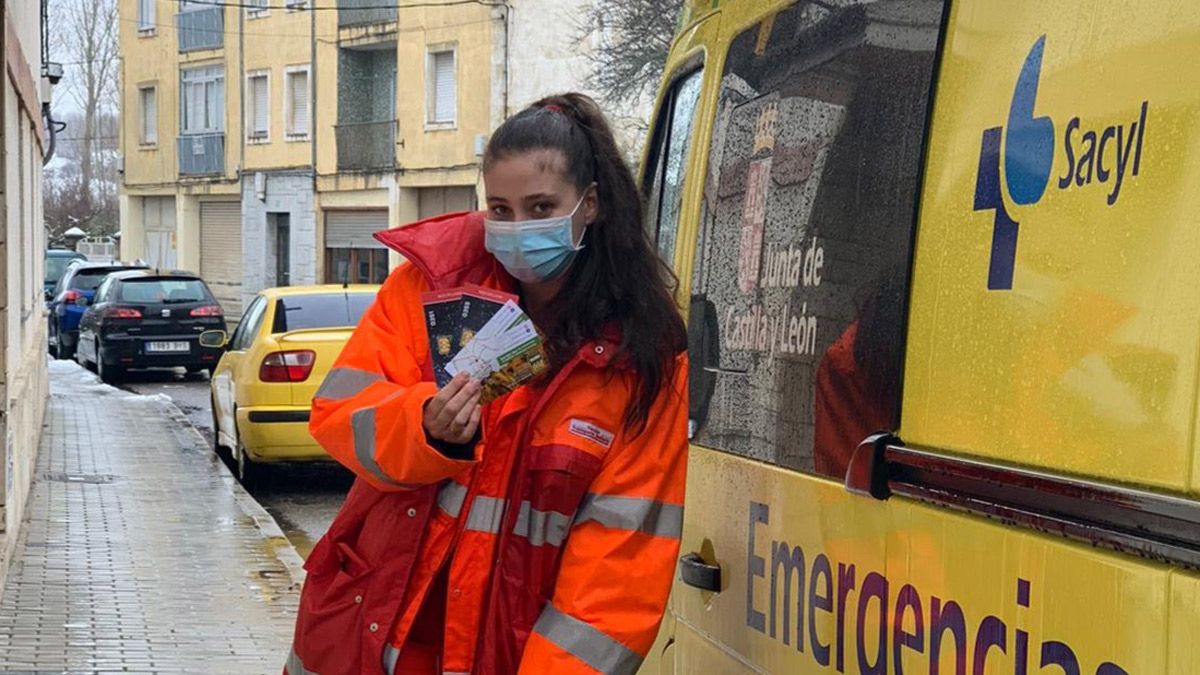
[49,360,178,406]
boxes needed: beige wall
[241,6,325,172]
[119,0,180,188]
[119,1,244,187]
[1,0,51,588]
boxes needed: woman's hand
[423,372,483,445]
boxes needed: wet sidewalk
[0,361,303,673]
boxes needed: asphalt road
[116,367,350,558]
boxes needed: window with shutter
[249,74,269,140]
[287,69,310,139]
[141,87,157,145]
[138,0,155,30]
[430,50,456,125]
[181,66,225,135]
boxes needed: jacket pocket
[521,444,603,519]
[293,539,374,674]
[501,443,604,642]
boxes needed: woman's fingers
[451,390,482,435]
[423,373,482,442]
[428,373,469,420]
[437,379,480,429]
[462,404,483,441]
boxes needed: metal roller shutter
[417,186,476,220]
[325,210,388,249]
[200,201,243,318]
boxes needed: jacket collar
[373,210,502,290]
[374,210,626,370]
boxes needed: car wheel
[98,357,124,384]
[233,419,263,489]
[56,329,75,361]
[48,322,58,358]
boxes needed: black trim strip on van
[247,410,310,424]
[845,434,1200,569]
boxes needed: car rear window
[118,279,210,304]
[45,256,82,284]
[272,293,375,333]
[69,269,125,292]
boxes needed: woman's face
[484,149,597,241]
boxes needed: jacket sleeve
[308,264,477,491]
[518,354,689,675]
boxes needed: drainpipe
[311,1,317,191]
[239,4,246,184]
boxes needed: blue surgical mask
[484,195,588,284]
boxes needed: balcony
[178,133,225,175]
[177,7,224,52]
[338,0,397,27]
[336,121,396,171]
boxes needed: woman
[285,93,689,675]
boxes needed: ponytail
[483,93,686,433]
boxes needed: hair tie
[543,104,564,114]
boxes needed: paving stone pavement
[0,362,302,674]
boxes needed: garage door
[142,196,177,270]
[325,210,388,249]
[325,210,388,284]
[200,201,243,319]
[417,186,476,220]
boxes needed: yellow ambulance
[639,0,1200,672]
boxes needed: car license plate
[146,341,190,353]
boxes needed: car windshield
[68,269,124,292]
[45,256,81,284]
[272,293,375,333]
[118,279,209,304]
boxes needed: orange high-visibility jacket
[285,211,688,675]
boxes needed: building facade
[118,1,653,323]
[0,0,51,583]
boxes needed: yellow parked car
[209,285,379,485]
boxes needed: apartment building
[1,0,52,582]
[118,1,653,320]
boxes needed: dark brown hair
[483,93,687,433]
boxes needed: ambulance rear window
[686,0,946,477]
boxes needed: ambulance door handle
[679,552,721,592]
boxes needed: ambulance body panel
[641,0,1200,672]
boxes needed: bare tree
[48,0,119,228]
[574,0,683,106]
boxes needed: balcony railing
[338,0,397,27]
[177,7,224,52]
[336,121,396,171]
[178,133,225,176]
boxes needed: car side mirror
[199,330,229,349]
[44,289,53,302]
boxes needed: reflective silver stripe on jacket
[574,494,683,539]
[438,480,469,518]
[512,500,572,548]
[314,367,382,400]
[349,406,415,489]
[532,604,642,675]
[383,644,400,675]
[286,648,320,675]
[464,495,508,534]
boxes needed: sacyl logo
[973,36,1149,290]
